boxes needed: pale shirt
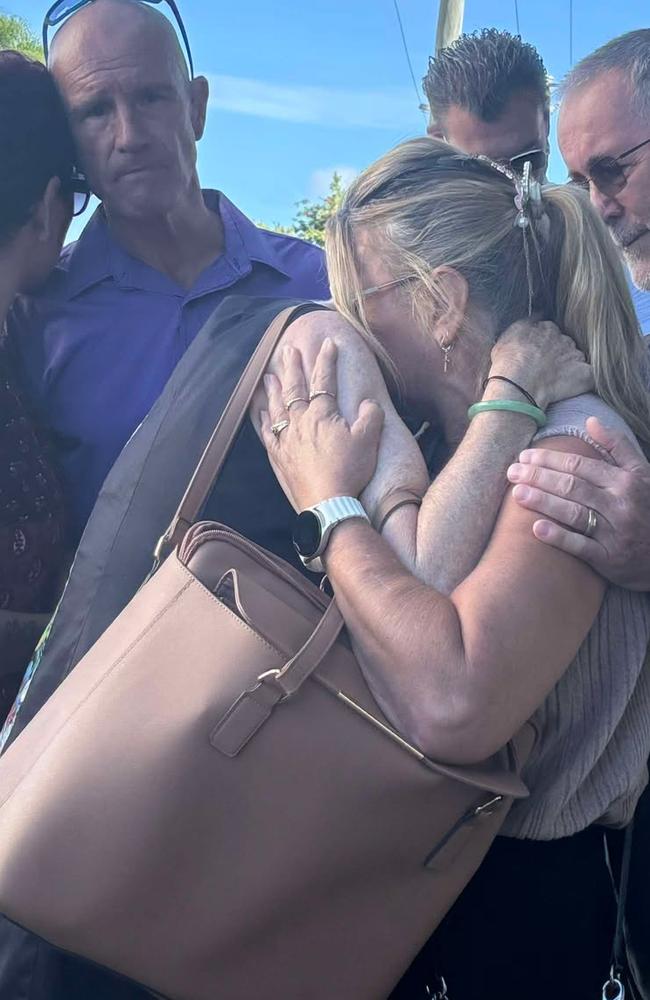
[502,393,650,840]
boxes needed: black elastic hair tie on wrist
[482,375,540,410]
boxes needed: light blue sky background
[14,0,650,240]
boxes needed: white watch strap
[300,496,369,572]
[314,496,369,529]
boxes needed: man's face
[50,8,208,221]
[559,70,650,290]
[433,91,549,179]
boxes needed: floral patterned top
[0,334,66,721]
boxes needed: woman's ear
[430,265,469,347]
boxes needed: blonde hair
[326,137,650,456]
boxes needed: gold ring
[285,396,309,410]
[584,508,598,538]
[271,420,290,438]
[309,390,336,402]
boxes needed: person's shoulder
[22,238,81,308]
[255,226,324,254]
[536,393,641,458]
[254,225,326,269]
[254,227,328,296]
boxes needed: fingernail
[512,485,531,501]
[507,463,524,481]
[263,374,272,390]
[534,521,552,539]
[519,450,533,462]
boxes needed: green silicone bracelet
[467,399,547,428]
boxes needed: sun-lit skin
[48,0,221,287]
[559,70,650,290]
[430,90,549,177]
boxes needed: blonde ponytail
[543,185,650,456]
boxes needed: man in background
[557,29,650,997]
[425,27,550,179]
[558,30,650,306]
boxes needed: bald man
[2,4,327,994]
[8,0,328,540]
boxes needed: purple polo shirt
[9,191,329,539]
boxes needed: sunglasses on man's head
[569,137,650,198]
[42,0,194,78]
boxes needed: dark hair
[423,29,550,128]
[0,50,75,245]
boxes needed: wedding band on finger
[285,396,309,410]
[309,390,337,402]
[584,508,598,538]
[271,419,290,438]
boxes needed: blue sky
[15,0,650,240]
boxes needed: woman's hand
[490,320,594,410]
[260,338,385,511]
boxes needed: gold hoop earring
[440,337,454,374]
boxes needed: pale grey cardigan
[502,393,650,840]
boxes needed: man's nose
[589,184,624,224]
[114,104,146,152]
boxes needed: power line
[514,0,521,36]
[392,0,427,119]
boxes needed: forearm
[322,445,603,764]
[382,385,539,593]
[322,520,470,755]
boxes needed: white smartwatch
[292,496,369,572]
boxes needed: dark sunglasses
[570,137,650,198]
[64,168,91,216]
[42,0,194,78]
[502,147,547,177]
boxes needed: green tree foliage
[0,12,44,62]
[260,172,348,248]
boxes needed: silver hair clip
[472,154,550,316]
[473,154,547,234]
[514,161,545,230]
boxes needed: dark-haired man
[424,28,549,178]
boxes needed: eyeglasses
[42,0,194,78]
[504,147,547,177]
[65,167,91,216]
[358,276,418,300]
[570,137,650,198]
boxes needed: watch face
[292,510,322,559]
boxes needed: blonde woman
[257,140,650,999]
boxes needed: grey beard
[608,220,649,251]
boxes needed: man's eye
[84,102,109,120]
[141,91,165,104]
[596,161,620,179]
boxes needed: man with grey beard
[558,30,650,295]
[555,31,650,999]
